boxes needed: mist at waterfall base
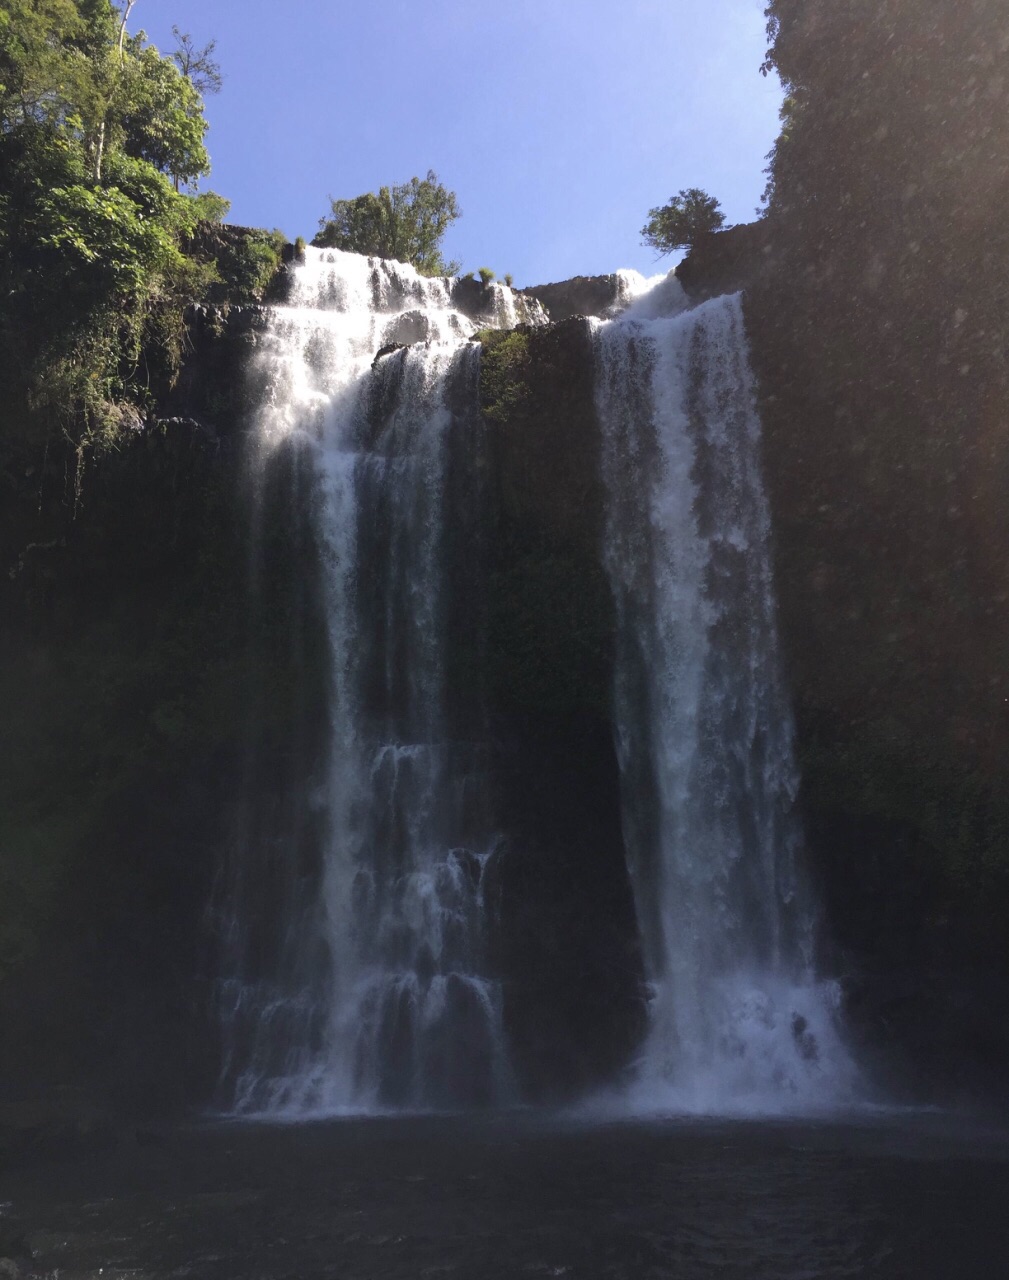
[215,248,855,1119]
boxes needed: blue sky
[140,0,782,286]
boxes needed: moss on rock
[477,319,614,722]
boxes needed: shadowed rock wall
[0,311,328,1126]
[477,321,645,1099]
[675,0,1009,1100]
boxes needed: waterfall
[218,249,540,1114]
[595,279,857,1111]
[216,245,854,1116]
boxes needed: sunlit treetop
[0,0,239,445]
[313,171,462,277]
[640,188,726,255]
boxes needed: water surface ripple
[3,1112,1008,1278]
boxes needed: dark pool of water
[2,1110,1009,1278]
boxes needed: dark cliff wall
[703,0,1009,1099]
[523,276,623,323]
[673,219,1009,1098]
[0,309,325,1127]
[477,322,645,1099]
[1,421,242,1117]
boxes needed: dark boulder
[523,274,624,322]
[372,342,406,368]
[675,221,778,302]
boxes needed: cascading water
[218,249,541,1114]
[595,277,857,1111]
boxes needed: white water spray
[220,249,542,1113]
[595,275,858,1112]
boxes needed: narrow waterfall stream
[595,281,857,1110]
[218,249,539,1114]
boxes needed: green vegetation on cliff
[478,324,614,721]
[0,1,282,451]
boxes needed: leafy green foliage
[640,187,726,254]
[0,1,232,447]
[313,170,461,275]
[188,190,230,223]
[37,181,179,293]
[477,329,531,426]
[118,41,209,184]
[187,224,286,305]
[478,266,495,285]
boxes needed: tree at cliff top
[313,171,461,276]
[170,24,222,98]
[0,0,247,449]
[640,188,726,255]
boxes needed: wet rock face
[523,274,624,322]
[383,308,431,345]
[479,320,614,723]
[451,274,497,319]
[372,341,407,367]
[675,222,778,303]
[474,319,645,1098]
[490,718,646,1101]
[159,303,270,438]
